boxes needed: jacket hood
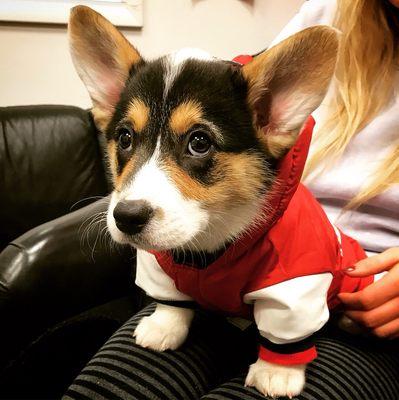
[264,115,314,230]
[232,54,315,236]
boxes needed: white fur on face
[189,199,266,252]
[108,140,266,252]
[108,139,265,252]
[163,48,214,98]
[107,140,210,251]
[108,181,265,253]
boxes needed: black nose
[113,200,153,235]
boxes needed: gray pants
[64,303,399,400]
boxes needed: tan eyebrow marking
[126,98,150,132]
[107,140,118,180]
[169,100,203,135]
[115,156,137,191]
[107,139,137,191]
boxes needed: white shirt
[271,0,399,255]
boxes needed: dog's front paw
[133,304,194,351]
[245,358,306,398]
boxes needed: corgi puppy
[68,6,364,398]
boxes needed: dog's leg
[245,358,306,398]
[134,303,194,351]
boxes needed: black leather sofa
[0,105,142,399]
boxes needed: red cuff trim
[259,345,317,365]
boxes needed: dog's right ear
[242,26,339,159]
[68,6,142,131]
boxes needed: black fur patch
[172,246,228,269]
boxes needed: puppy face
[107,52,271,252]
[69,6,338,253]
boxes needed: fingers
[345,297,399,329]
[346,247,399,277]
[340,258,399,338]
[372,318,399,339]
[338,265,399,310]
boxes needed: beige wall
[0,0,303,108]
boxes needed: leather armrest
[0,197,135,369]
[0,105,110,249]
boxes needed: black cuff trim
[155,299,198,309]
[258,332,317,354]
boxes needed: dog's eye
[188,132,212,157]
[118,127,133,150]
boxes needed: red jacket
[150,115,372,311]
[139,56,373,365]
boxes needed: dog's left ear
[68,6,142,131]
[242,26,339,158]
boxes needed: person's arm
[339,247,399,339]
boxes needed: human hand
[338,247,399,339]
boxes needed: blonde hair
[304,0,399,209]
